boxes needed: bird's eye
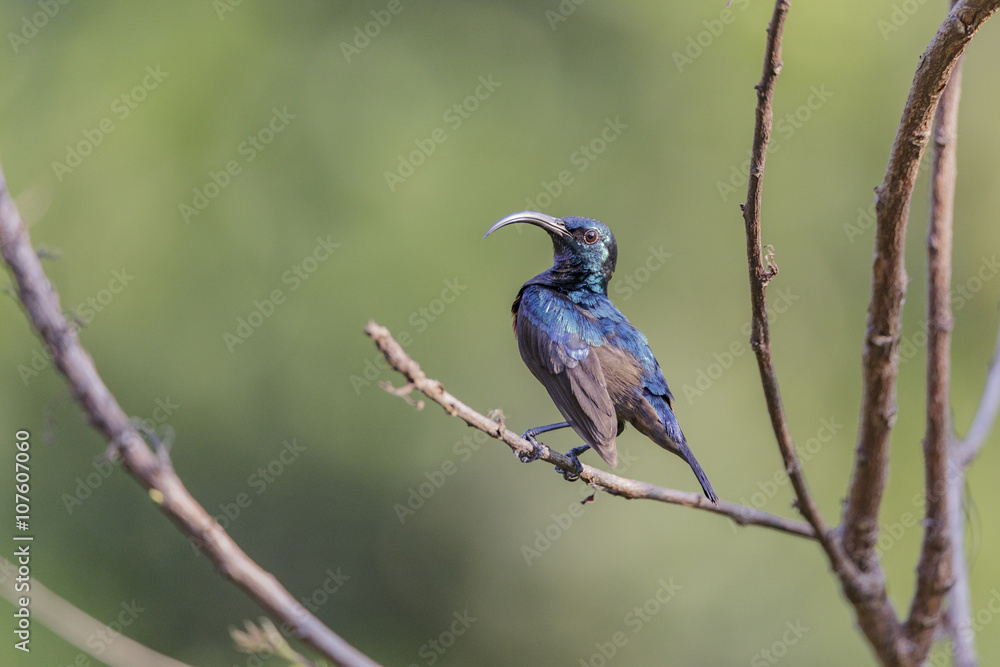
[583,229,600,245]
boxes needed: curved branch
[842,0,1000,574]
[365,321,816,539]
[737,5,904,661]
[0,165,380,667]
[740,0,834,544]
[0,558,193,667]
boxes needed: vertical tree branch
[945,471,975,667]
[739,0,870,591]
[739,5,909,662]
[742,0,829,538]
[0,165,381,667]
[841,0,998,579]
[741,2,999,664]
[905,32,962,656]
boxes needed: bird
[483,211,718,503]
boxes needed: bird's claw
[557,447,586,482]
[517,432,543,463]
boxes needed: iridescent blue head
[483,211,618,293]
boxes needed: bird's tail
[650,395,718,503]
[678,443,718,504]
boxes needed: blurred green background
[1,1,999,665]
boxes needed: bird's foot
[557,445,590,482]
[517,432,544,463]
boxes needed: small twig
[0,163,380,667]
[378,381,425,409]
[365,321,816,539]
[232,618,318,667]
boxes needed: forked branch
[842,0,1000,574]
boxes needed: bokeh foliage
[1,1,999,665]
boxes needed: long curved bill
[482,211,571,239]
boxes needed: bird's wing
[515,287,618,466]
[600,312,676,407]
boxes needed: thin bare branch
[740,0,833,540]
[364,321,817,539]
[955,316,1000,466]
[906,28,963,658]
[946,315,1000,666]
[0,557,193,667]
[737,5,905,661]
[945,471,975,667]
[0,164,380,667]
